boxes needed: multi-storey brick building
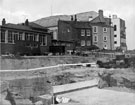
[53,17,92,53]
[0,19,52,55]
[111,15,127,51]
[90,10,114,50]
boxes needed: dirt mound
[98,70,135,90]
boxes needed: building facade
[57,19,93,52]
[90,10,114,50]
[0,19,52,55]
[111,15,127,51]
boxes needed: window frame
[1,30,5,43]
[8,31,14,43]
[94,35,98,42]
[40,35,47,46]
[81,40,85,46]
[81,29,85,36]
[103,27,107,32]
[93,26,98,33]
[87,40,91,46]
[103,36,107,42]
[86,29,91,36]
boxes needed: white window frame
[94,35,98,42]
[104,44,107,49]
[81,29,85,36]
[86,29,91,36]
[103,27,107,32]
[93,26,98,33]
[87,40,91,46]
[103,36,107,42]
[81,40,85,46]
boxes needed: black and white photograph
[0,0,135,105]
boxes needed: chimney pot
[74,15,77,21]
[112,15,117,19]
[2,18,6,25]
[71,15,73,21]
[25,19,29,26]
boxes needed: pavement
[53,79,98,95]
[57,87,135,105]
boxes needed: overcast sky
[0,0,135,50]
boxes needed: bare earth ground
[0,57,135,105]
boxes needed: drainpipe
[109,15,112,50]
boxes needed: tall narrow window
[18,32,22,40]
[8,31,14,43]
[81,29,85,36]
[1,30,5,42]
[94,36,98,42]
[103,36,107,42]
[103,27,107,32]
[114,25,117,31]
[40,35,47,46]
[86,30,91,36]
[93,26,98,33]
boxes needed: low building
[111,15,127,51]
[0,19,52,55]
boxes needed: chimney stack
[71,15,73,21]
[2,18,6,25]
[25,19,29,26]
[74,15,77,21]
[112,15,117,19]
[98,10,103,17]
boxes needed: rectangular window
[86,30,91,36]
[30,34,34,41]
[94,36,98,42]
[18,32,22,40]
[93,26,98,33]
[104,44,107,49]
[103,36,107,42]
[103,27,107,32]
[114,34,117,37]
[87,41,91,46]
[114,41,117,44]
[14,32,18,41]
[1,30,5,42]
[40,35,47,46]
[81,40,85,46]
[114,25,117,31]
[8,31,14,43]
[81,29,85,36]
[25,33,29,41]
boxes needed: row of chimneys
[2,18,29,26]
[1,10,118,25]
[71,15,77,21]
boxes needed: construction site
[0,54,135,105]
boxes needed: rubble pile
[98,70,135,90]
[51,72,75,85]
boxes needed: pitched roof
[59,20,92,29]
[1,22,48,32]
[34,11,98,27]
